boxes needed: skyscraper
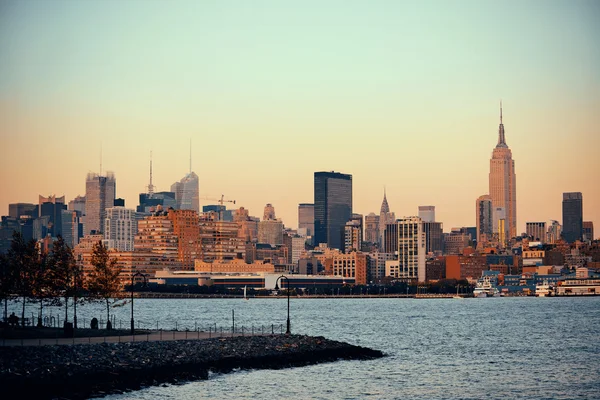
[171,172,199,213]
[562,192,583,243]
[344,214,363,253]
[387,217,426,282]
[263,204,276,220]
[489,103,517,239]
[526,222,546,242]
[583,221,594,241]
[38,195,67,237]
[476,195,493,245]
[84,172,116,235]
[364,213,380,245]
[547,220,562,244]
[379,189,395,248]
[258,219,284,245]
[298,203,315,241]
[418,206,435,223]
[314,171,352,250]
[104,207,138,251]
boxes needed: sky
[1,0,599,236]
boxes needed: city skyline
[1,0,599,234]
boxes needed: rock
[0,335,384,399]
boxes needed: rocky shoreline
[0,335,384,399]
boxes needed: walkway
[1,328,275,347]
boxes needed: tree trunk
[39,300,43,327]
[21,296,25,327]
[4,298,7,322]
[106,299,110,329]
[64,296,68,325]
[74,296,77,329]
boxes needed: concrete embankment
[0,335,384,399]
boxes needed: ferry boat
[473,276,500,298]
[535,280,554,297]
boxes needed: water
[8,297,600,399]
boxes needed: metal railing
[0,321,285,347]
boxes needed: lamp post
[274,275,291,335]
[131,271,148,334]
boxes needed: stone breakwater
[0,335,384,399]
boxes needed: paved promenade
[1,328,274,347]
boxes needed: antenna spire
[100,143,103,175]
[189,138,192,173]
[496,101,507,148]
[148,151,155,195]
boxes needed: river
[7,296,600,399]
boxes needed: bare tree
[49,236,80,327]
[7,232,38,327]
[0,252,15,322]
[87,241,123,329]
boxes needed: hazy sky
[1,0,599,236]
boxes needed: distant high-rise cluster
[1,105,597,291]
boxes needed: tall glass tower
[314,171,352,250]
[84,172,116,235]
[562,192,583,243]
[171,172,199,213]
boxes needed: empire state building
[489,103,517,240]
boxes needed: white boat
[535,280,553,297]
[473,276,500,298]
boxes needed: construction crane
[199,194,236,221]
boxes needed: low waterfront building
[195,258,275,274]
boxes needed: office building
[383,222,398,254]
[493,207,507,247]
[233,207,259,242]
[368,252,396,281]
[546,220,562,244]
[526,222,546,242]
[60,209,82,248]
[418,206,435,223]
[104,207,138,251]
[422,222,443,255]
[38,195,67,237]
[386,217,426,282]
[137,191,177,213]
[168,209,201,270]
[331,251,368,285]
[344,219,362,253]
[298,203,315,241]
[364,213,379,246]
[263,203,276,220]
[199,213,246,262]
[314,171,352,250]
[583,221,594,241]
[84,172,116,235]
[258,219,284,245]
[562,192,583,243]
[476,195,493,245]
[8,203,36,219]
[171,172,199,213]
[379,189,395,247]
[489,103,517,239]
[134,209,181,266]
[444,230,470,255]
